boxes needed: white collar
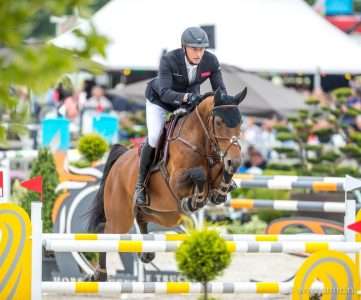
[184,55,197,69]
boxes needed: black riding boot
[134,142,155,206]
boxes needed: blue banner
[325,0,353,16]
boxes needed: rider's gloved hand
[186,93,202,107]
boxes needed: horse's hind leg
[136,209,155,264]
[92,222,108,281]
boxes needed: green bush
[345,107,361,117]
[273,147,296,155]
[70,160,92,168]
[341,144,361,159]
[335,166,361,177]
[293,121,309,130]
[331,87,352,102]
[311,163,334,176]
[350,132,361,146]
[227,215,267,234]
[305,96,320,106]
[287,116,298,123]
[305,144,322,152]
[320,151,340,162]
[77,133,108,163]
[257,209,291,224]
[176,229,231,300]
[266,163,294,171]
[20,148,59,232]
[273,124,290,132]
[276,132,296,142]
[298,109,309,119]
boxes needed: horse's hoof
[139,252,155,263]
[86,271,107,282]
[83,274,94,282]
[210,195,226,205]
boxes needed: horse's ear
[235,87,247,105]
[214,88,223,106]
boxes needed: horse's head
[199,88,247,175]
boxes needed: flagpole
[345,191,356,242]
[344,175,358,262]
[21,175,44,299]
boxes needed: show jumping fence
[2,174,361,299]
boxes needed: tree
[270,88,361,177]
[0,0,108,145]
[20,148,59,232]
[304,0,316,6]
[30,0,111,38]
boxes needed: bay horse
[88,88,247,280]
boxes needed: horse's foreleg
[190,168,207,209]
[136,210,155,264]
[174,167,207,213]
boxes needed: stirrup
[136,197,149,207]
[135,187,149,207]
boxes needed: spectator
[348,78,361,110]
[84,85,113,112]
[243,117,262,145]
[352,115,361,132]
[239,145,267,174]
[342,78,361,125]
[60,92,80,121]
[259,118,278,159]
[83,79,96,99]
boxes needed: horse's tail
[87,144,128,232]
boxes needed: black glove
[186,93,202,107]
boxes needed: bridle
[173,104,242,168]
[201,105,242,163]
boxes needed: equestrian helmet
[181,27,209,48]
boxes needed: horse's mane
[199,92,215,101]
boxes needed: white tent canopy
[53,0,361,73]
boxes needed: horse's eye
[215,117,223,127]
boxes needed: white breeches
[146,99,167,148]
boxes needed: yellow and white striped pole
[41,281,324,295]
[44,240,361,253]
[42,233,346,242]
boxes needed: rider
[134,26,227,206]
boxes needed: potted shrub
[175,229,231,300]
[74,133,109,168]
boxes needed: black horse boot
[134,141,155,206]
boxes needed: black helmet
[181,27,209,48]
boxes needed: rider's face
[185,47,205,65]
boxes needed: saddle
[139,108,187,174]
